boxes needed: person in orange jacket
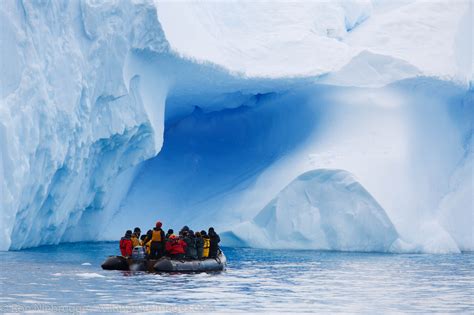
[119,230,133,257]
[165,235,187,260]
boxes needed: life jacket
[131,235,141,247]
[151,229,163,242]
[119,238,133,257]
[202,237,210,258]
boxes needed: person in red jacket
[119,230,133,257]
[165,235,187,260]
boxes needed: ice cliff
[0,0,472,252]
[0,0,168,250]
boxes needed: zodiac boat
[101,250,226,273]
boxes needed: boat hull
[154,253,226,272]
[101,252,226,273]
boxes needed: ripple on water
[0,244,473,312]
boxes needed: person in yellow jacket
[145,240,151,255]
[146,221,166,259]
[130,227,142,247]
[201,230,211,258]
[133,228,143,247]
[142,230,152,255]
[131,233,140,247]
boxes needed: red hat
[156,221,162,228]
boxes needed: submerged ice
[0,0,472,252]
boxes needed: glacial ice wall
[0,0,169,250]
[1,0,472,252]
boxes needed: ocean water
[0,242,473,313]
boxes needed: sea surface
[0,242,473,313]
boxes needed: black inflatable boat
[101,251,227,273]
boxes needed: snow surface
[0,0,472,252]
[156,0,472,84]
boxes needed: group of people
[119,221,221,260]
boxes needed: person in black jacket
[208,227,220,258]
[183,230,197,260]
[179,225,189,236]
[195,231,204,259]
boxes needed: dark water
[0,242,473,313]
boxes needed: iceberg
[0,0,472,253]
[221,169,400,252]
[0,0,168,250]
